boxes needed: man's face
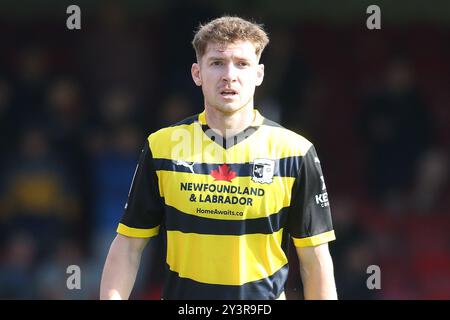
[191,41,264,114]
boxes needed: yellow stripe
[116,223,160,238]
[166,229,288,285]
[156,171,295,219]
[253,109,265,126]
[148,116,312,163]
[292,230,336,247]
[198,110,206,124]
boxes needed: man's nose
[221,63,238,82]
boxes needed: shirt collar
[198,109,264,127]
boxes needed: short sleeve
[116,142,164,238]
[287,145,336,247]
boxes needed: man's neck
[204,104,255,138]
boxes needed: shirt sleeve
[116,141,164,238]
[287,144,336,247]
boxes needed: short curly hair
[192,16,269,61]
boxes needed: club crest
[252,159,275,184]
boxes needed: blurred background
[0,0,449,299]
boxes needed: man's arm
[296,243,338,300]
[100,234,150,300]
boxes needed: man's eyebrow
[235,57,251,62]
[206,56,226,61]
[207,56,251,62]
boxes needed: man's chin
[222,107,246,115]
[212,103,243,114]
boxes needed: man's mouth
[220,89,238,97]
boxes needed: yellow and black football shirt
[117,109,336,299]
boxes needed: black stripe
[164,205,288,235]
[162,264,288,299]
[153,156,302,178]
[202,124,260,149]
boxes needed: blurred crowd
[0,2,449,299]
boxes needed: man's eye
[211,61,222,66]
[238,62,250,67]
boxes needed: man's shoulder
[261,117,313,154]
[148,114,199,138]
[169,114,200,128]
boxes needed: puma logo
[173,160,195,173]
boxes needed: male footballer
[100,16,337,300]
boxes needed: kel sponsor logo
[315,192,329,208]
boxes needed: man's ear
[191,63,202,86]
[256,64,264,86]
